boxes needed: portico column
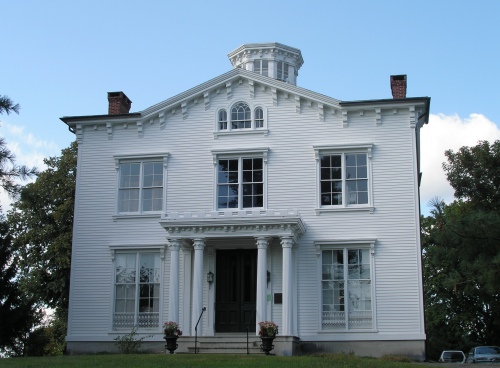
[192,238,206,336]
[255,236,269,333]
[281,236,293,335]
[167,239,182,323]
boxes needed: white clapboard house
[61,42,430,358]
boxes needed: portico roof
[160,209,306,243]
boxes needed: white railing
[164,208,300,220]
[113,312,159,329]
[322,310,372,330]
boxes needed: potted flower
[258,321,278,355]
[163,321,182,354]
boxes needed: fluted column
[192,238,206,336]
[281,236,293,335]
[255,236,269,333]
[168,239,182,323]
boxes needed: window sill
[315,206,374,214]
[112,213,162,221]
[214,129,269,139]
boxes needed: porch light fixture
[267,271,271,286]
[207,271,214,284]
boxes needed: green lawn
[0,354,434,368]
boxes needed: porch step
[183,336,267,354]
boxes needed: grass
[0,353,434,368]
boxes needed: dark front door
[215,249,257,332]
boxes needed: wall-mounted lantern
[207,271,214,284]
[267,270,271,286]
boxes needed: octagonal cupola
[228,42,304,86]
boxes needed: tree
[0,95,42,355]
[423,140,500,360]
[443,140,500,211]
[0,137,38,199]
[0,96,37,199]
[8,142,77,313]
[0,216,43,355]
[0,95,20,115]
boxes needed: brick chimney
[107,92,132,115]
[390,75,407,99]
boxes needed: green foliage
[0,217,43,356]
[8,142,77,312]
[25,309,67,356]
[422,140,500,360]
[114,327,150,354]
[443,140,500,210]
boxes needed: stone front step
[178,335,268,354]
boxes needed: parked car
[439,350,466,363]
[466,346,500,363]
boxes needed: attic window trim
[214,101,268,139]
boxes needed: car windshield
[477,347,500,354]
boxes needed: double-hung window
[212,148,268,210]
[115,154,168,215]
[319,241,375,331]
[314,144,373,212]
[113,251,161,330]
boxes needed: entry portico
[160,209,306,337]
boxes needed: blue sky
[1,0,499,212]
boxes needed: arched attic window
[231,102,251,129]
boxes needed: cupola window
[277,61,289,82]
[254,60,269,77]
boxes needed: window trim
[313,144,374,214]
[113,153,169,218]
[214,102,268,138]
[109,246,165,332]
[211,148,269,211]
[315,239,377,333]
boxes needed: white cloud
[420,113,500,213]
[0,121,62,212]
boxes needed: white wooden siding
[67,80,424,342]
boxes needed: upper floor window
[119,161,163,213]
[212,148,269,210]
[314,144,373,212]
[114,153,169,216]
[218,109,228,130]
[254,60,269,77]
[277,61,289,82]
[320,153,368,206]
[215,102,267,136]
[255,107,264,128]
[231,102,251,129]
[217,158,263,209]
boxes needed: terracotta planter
[260,336,275,355]
[164,336,178,354]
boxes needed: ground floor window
[113,251,160,329]
[321,248,372,330]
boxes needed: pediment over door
[159,209,305,242]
